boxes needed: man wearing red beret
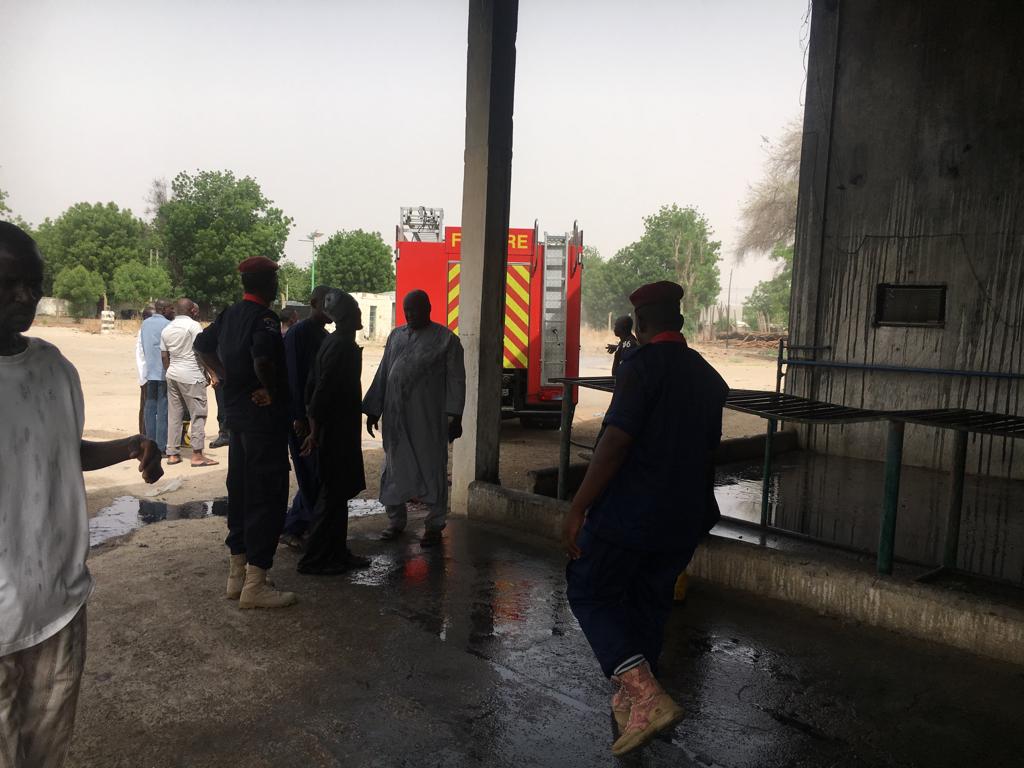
[563,280,728,756]
[195,256,297,608]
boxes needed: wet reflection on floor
[714,451,1024,585]
[90,496,386,547]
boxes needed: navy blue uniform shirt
[584,334,729,553]
[283,318,328,422]
[194,299,288,432]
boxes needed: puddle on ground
[90,496,386,547]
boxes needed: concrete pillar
[450,0,519,515]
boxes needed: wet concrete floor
[72,512,1024,768]
[715,451,1024,585]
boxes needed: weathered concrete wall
[791,0,1024,479]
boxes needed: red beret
[237,256,280,274]
[629,280,684,309]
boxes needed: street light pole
[300,230,324,293]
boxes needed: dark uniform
[567,329,728,678]
[610,334,639,376]
[298,318,366,573]
[195,291,290,571]
[282,318,329,538]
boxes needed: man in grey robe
[363,290,466,547]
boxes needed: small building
[351,291,395,343]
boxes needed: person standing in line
[161,298,218,467]
[297,289,371,574]
[606,315,639,376]
[362,289,465,548]
[280,285,331,549]
[135,305,153,435]
[140,299,174,456]
[195,256,296,609]
[0,221,164,768]
[563,281,728,757]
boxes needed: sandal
[379,527,404,541]
[166,456,182,465]
[191,458,219,467]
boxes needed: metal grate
[891,408,1024,439]
[724,390,886,424]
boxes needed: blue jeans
[283,429,319,536]
[144,381,168,454]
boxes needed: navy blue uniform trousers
[283,429,319,537]
[566,526,695,679]
[225,428,290,570]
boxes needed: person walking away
[195,256,296,609]
[135,306,153,434]
[562,281,728,757]
[297,289,371,574]
[161,298,218,467]
[0,221,163,768]
[280,286,331,548]
[362,290,465,548]
[140,299,174,455]
[606,315,639,376]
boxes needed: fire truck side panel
[395,241,447,328]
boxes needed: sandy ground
[26,324,777,517]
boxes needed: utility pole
[300,230,324,292]
[726,268,733,349]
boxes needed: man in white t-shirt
[0,221,163,768]
[160,298,218,467]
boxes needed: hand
[366,414,380,438]
[129,435,164,485]
[300,432,317,457]
[562,507,585,559]
[251,388,272,407]
[293,419,310,440]
[208,371,220,388]
[447,415,463,443]
[606,343,617,354]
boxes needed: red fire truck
[394,207,583,428]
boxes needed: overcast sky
[1,0,810,304]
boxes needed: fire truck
[394,207,583,428]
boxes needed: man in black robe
[298,290,371,575]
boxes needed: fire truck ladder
[398,206,444,242]
[540,233,569,386]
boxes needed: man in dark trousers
[280,285,331,549]
[563,281,728,757]
[606,315,639,376]
[297,289,371,574]
[195,256,296,609]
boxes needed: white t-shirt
[0,337,93,656]
[159,316,205,385]
[135,330,147,387]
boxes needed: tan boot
[610,661,684,756]
[611,675,631,733]
[238,565,297,609]
[226,554,247,600]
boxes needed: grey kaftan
[362,322,466,507]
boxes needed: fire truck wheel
[520,415,562,431]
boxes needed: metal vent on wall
[874,284,946,327]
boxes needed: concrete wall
[350,291,395,343]
[35,296,70,317]
[791,0,1024,478]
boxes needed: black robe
[298,332,366,572]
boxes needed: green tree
[316,230,395,293]
[742,244,792,330]
[278,259,312,304]
[53,265,106,319]
[34,202,147,299]
[110,261,172,307]
[582,205,721,334]
[157,170,293,309]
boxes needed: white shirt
[135,330,147,386]
[0,338,93,656]
[159,316,205,385]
